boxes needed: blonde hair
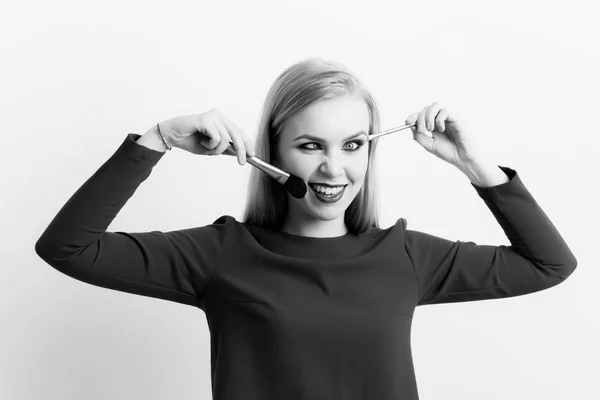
[241,57,382,235]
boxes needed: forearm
[457,159,510,188]
[135,125,169,153]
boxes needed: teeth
[313,185,344,195]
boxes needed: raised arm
[404,166,577,306]
[34,132,233,308]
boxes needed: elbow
[563,251,578,277]
[562,259,578,280]
[533,257,577,289]
[555,257,577,282]
[34,240,75,276]
[35,238,61,262]
[34,239,49,260]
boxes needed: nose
[318,153,344,178]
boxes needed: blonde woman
[35,57,577,399]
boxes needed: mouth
[308,184,347,203]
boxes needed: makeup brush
[218,122,416,199]
[222,145,307,198]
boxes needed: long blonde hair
[242,57,382,235]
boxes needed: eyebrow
[293,131,368,142]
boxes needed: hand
[405,102,484,168]
[158,109,256,165]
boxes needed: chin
[312,210,344,221]
[308,201,348,218]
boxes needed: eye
[345,140,366,151]
[300,140,366,152]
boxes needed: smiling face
[274,92,371,237]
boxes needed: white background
[2,0,598,399]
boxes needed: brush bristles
[283,174,307,198]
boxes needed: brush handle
[196,133,290,183]
[222,142,291,184]
[368,123,416,140]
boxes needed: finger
[220,116,255,159]
[405,112,419,137]
[242,131,256,157]
[405,112,419,125]
[198,119,221,150]
[412,129,436,155]
[217,119,248,165]
[221,122,247,165]
[425,102,443,132]
[436,108,449,132]
[417,106,429,135]
[212,119,236,158]
[232,130,250,165]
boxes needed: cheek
[281,152,313,176]
[351,153,370,181]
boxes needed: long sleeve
[34,133,233,309]
[404,166,577,306]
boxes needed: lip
[310,184,346,203]
[309,183,348,188]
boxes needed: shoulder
[388,217,409,234]
[365,217,409,241]
[172,215,240,247]
[211,214,238,226]
[209,214,243,236]
[208,214,252,240]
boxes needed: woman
[35,57,577,400]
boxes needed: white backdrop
[2,0,598,399]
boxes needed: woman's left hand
[405,102,483,168]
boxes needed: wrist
[457,159,509,188]
[135,125,169,153]
[155,122,173,151]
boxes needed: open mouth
[309,184,347,203]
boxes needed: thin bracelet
[156,122,172,151]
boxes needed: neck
[280,218,348,238]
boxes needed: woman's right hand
[158,109,256,165]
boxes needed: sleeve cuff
[471,166,527,199]
[118,133,167,165]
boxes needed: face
[275,92,371,227]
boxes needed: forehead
[282,93,370,140]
